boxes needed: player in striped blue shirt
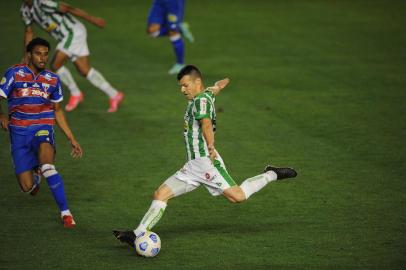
[0,38,83,228]
[113,65,297,246]
[21,0,124,112]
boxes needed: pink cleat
[108,91,124,113]
[65,93,84,112]
[62,214,76,228]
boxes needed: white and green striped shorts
[56,22,89,61]
[167,154,237,197]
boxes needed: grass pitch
[0,1,405,269]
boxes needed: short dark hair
[177,65,202,81]
[26,37,51,53]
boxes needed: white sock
[240,171,277,200]
[134,200,167,237]
[86,68,118,98]
[56,66,81,96]
[61,209,71,216]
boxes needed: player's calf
[17,170,40,196]
[223,186,246,203]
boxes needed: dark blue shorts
[148,0,185,31]
[10,126,55,175]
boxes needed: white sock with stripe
[86,68,118,98]
[134,200,167,237]
[56,66,81,96]
[240,171,277,200]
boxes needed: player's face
[179,75,202,100]
[28,45,49,71]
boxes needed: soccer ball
[135,231,161,257]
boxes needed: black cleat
[113,230,136,248]
[264,165,297,180]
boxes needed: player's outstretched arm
[59,2,105,28]
[207,78,230,96]
[54,102,83,158]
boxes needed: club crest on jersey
[0,77,6,85]
[44,73,52,81]
[42,83,50,92]
[205,173,211,180]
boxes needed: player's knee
[78,67,89,77]
[40,164,58,178]
[153,188,172,202]
[147,25,160,37]
[224,190,246,203]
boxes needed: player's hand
[92,17,106,28]
[0,114,9,131]
[208,78,230,96]
[214,78,230,91]
[208,145,217,162]
[70,138,83,159]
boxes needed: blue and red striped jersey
[0,64,63,134]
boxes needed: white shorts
[56,23,89,62]
[165,154,237,197]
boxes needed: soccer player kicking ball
[0,38,83,228]
[113,65,297,246]
[21,0,124,112]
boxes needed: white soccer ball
[135,231,161,257]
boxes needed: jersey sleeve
[50,77,63,103]
[39,0,60,14]
[0,68,15,99]
[20,4,33,26]
[194,96,213,120]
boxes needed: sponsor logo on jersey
[167,14,178,22]
[33,83,40,88]
[200,98,207,114]
[35,130,50,137]
[19,88,50,99]
[0,77,6,85]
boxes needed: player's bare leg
[38,142,76,227]
[51,50,83,111]
[147,23,161,36]
[16,170,39,195]
[223,186,246,203]
[74,56,124,112]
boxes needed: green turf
[1,0,405,269]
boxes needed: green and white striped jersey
[21,0,81,44]
[183,90,216,161]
